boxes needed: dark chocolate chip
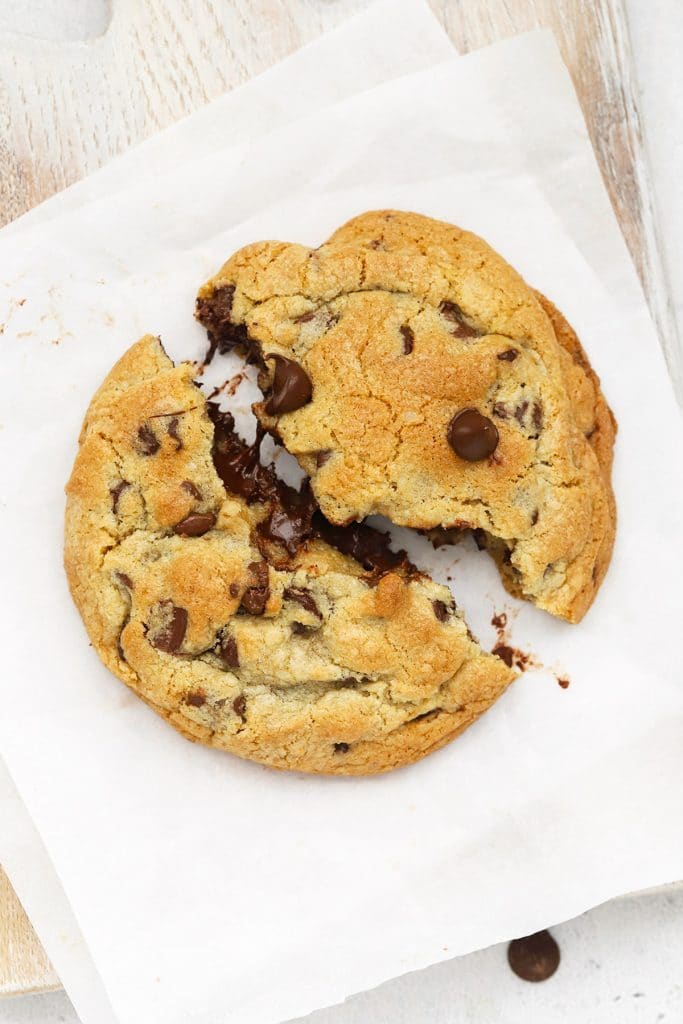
[400,324,415,354]
[115,571,134,590]
[532,402,543,431]
[292,622,315,636]
[110,480,130,514]
[233,694,247,719]
[497,348,519,361]
[508,930,560,982]
[260,500,315,556]
[432,599,450,622]
[448,409,499,461]
[167,416,183,451]
[186,690,207,707]
[514,401,529,425]
[136,423,160,456]
[493,643,515,668]
[294,311,316,324]
[315,449,332,468]
[181,480,203,500]
[439,300,480,339]
[333,742,350,753]
[240,561,270,615]
[229,582,240,598]
[149,601,188,653]
[220,634,239,669]
[264,354,313,415]
[283,586,322,619]
[173,512,216,537]
[531,509,539,526]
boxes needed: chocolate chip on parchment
[400,324,415,354]
[149,601,188,653]
[507,930,560,982]
[264,354,313,415]
[136,423,160,456]
[448,409,499,461]
[173,512,216,537]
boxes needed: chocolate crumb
[115,571,134,591]
[229,582,240,598]
[167,416,182,451]
[491,612,507,630]
[531,509,539,526]
[432,599,450,622]
[181,480,203,500]
[557,677,570,689]
[283,586,322,619]
[220,634,239,669]
[233,694,247,719]
[315,449,332,468]
[497,348,519,361]
[110,480,130,514]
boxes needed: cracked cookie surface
[197,210,616,623]
[65,335,513,775]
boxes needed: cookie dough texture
[65,335,513,775]
[197,210,616,623]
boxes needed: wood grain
[0,870,59,995]
[0,0,674,1000]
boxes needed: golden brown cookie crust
[197,210,617,622]
[65,335,513,775]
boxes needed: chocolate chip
[149,601,188,653]
[439,300,480,339]
[400,324,414,354]
[497,348,519,361]
[283,586,322,619]
[115,571,133,590]
[292,622,315,636]
[315,450,332,468]
[531,509,539,526]
[432,599,450,622]
[233,694,247,719]
[220,634,239,669]
[136,424,160,456]
[186,690,206,707]
[514,401,529,426]
[557,677,570,689]
[173,512,216,537]
[532,402,543,431]
[333,742,350,753]
[181,480,203,500]
[508,930,560,982]
[229,582,240,598]
[264,354,313,415]
[167,416,182,451]
[448,409,499,461]
[491,612,507,629]
[492,402,509,420]
[240,561,270,615]
[493,643,515,668]
[294,311,316,324]
[260,500,315,556]
[110,480,130,514]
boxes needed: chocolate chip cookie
[196,210,616,623]
[65,335,513,774]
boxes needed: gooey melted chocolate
[207,402,413,579]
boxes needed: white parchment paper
[1,28,683,1024]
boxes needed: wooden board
[0,0,673,1000]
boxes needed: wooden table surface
[0,0,675,1002]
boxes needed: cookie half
[65,335,513,775]
[196,210,616,623]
